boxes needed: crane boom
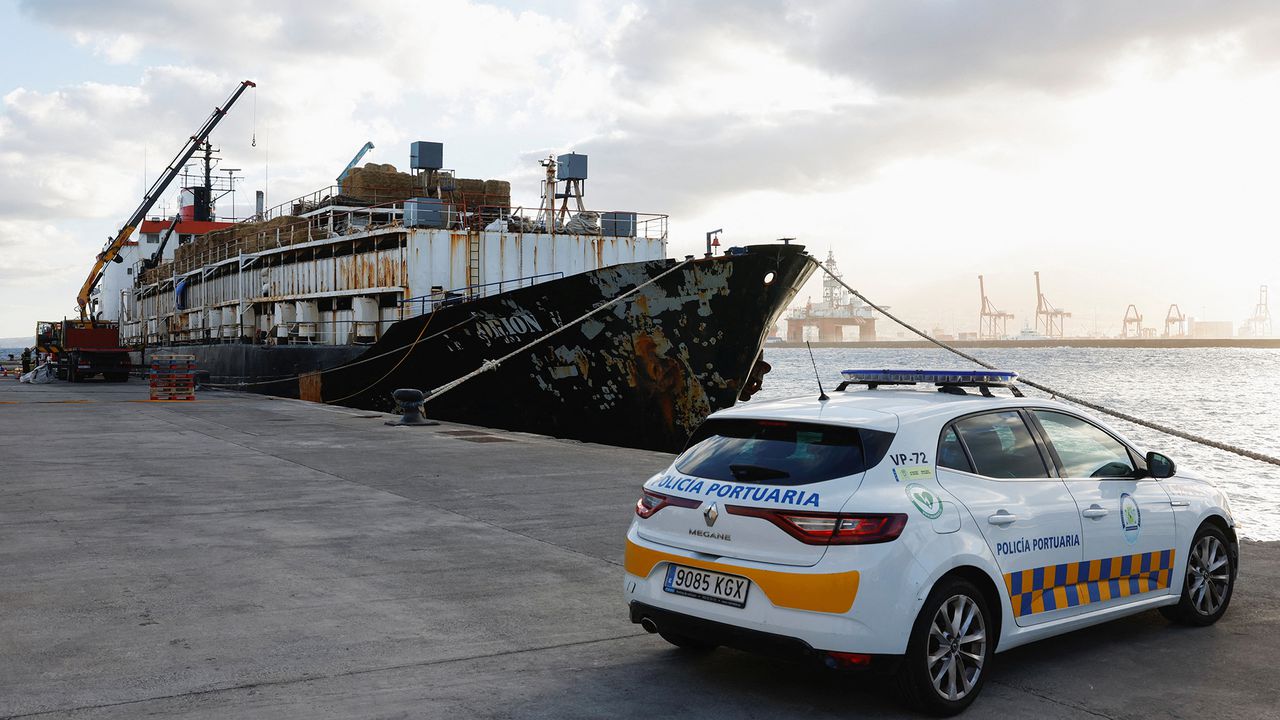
[76,79,256,319]
[337,141,375,185]
[142,214,182,271]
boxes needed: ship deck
[1,378,1276,719]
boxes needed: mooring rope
[201,314,474,389]
[811,257,1280,467]
[322,300,441,405]
[423,258,693,402]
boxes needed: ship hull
[151,244,813,452]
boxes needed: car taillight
[635,490,700,519]
[726,505,907,545]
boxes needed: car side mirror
[1146,451,1176,479]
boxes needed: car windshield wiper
[729,464,791,482]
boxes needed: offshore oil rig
[785,251,876,342]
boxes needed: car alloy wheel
[899,577,994,715]
[927,594,987,702]
[1161,523,1235,626]
[1187,534,1230,617]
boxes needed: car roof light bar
[836,369,1023,397]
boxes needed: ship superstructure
[122,143,666,349]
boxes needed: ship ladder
[466,231,481,297]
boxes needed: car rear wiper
[729,464,791,481]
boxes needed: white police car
[624,370,1238,715]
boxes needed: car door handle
[987,511,1018,526]
[1081,504,1109,519]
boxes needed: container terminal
[0,378,1276,719]
[777,256,1276,348]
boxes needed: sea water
[756,346,1280,541]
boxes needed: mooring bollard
[385,388,438,426]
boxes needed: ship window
[675,418,894,485]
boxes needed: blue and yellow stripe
[1004,549,1175,617]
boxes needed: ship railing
[262,184,668,241]
[397,271,567,318]
[138,198,668,284]
[460,205,668,241]
[144,318,408,348]
[260,185,407,222]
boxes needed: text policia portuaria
[997,534,1081,556]
[650,475,822,508]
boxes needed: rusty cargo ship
[106,142,813,452]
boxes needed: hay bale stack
[483,179,512,209]
[140,260,172,286]
[247,215,307,249]
[455,177,487,196]
[341,163,421,204]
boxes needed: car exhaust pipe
[639,616,659,634]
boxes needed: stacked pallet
[149,354,196,401]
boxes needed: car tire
[897,577,994,716]
[657,630,717,653]
[1160,523,1235,627]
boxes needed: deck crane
[76,79,256,320]
[337,141,375,188]
[35,80,254,383]
[141,214,182,272]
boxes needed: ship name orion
[474,311,545,345]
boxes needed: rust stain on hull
[299,371,322,402]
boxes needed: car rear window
[675,419,893,485]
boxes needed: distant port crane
[1246,285,1272,337]
[1033,271,1071,338]
[1122,304,1143,339]
[978,275,1014,340]
[1164,304,1186,338]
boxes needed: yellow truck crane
[37,80,255,382]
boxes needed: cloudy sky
[1,0,1278,339]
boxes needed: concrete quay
[0,378,1276,719]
